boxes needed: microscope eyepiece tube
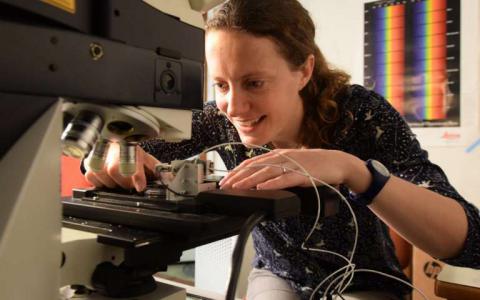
[119,141,137,177]
[88,138,111,172]
[61,110,104,159]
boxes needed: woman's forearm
[368,176,468,259]
[343,155,468,259]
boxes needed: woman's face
[206,30,310,148]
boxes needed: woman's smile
[233,115,267,133]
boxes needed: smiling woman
[206,29,307,148]
[83,0,480,299]
[205,0,351,150]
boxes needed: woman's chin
[239,135,269,147]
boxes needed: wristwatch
[351,159,391,206]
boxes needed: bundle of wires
[184,142,430,300]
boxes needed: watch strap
[351,159,390,206]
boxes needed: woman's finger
[89,170,117,188]
[220,158,261,187]
[83,151,117,188]
[84,171,105,188]
[131,147,147,192]
[256,171,306,190]
[221,153,286,186]
[220,165,260,189]
[143,151,161,176]
[232,163,293,189]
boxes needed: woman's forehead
[206,30,284,68]
[206,30,279,54]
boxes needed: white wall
[300,0,365,84]
[300,0,480,206]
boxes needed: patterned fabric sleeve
[140,102,226,162]
[348,85,480,268]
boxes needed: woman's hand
[219,148,368,192]
[84,142,160,192]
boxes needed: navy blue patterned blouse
[141,85,480,299]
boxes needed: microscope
[0,1,339,299]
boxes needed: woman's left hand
[219,148,361,190]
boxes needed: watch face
[371,160,390,177]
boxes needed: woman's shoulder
[345,84,387,107]
[193,101,225,122]
[342,84,400,119]
[348,84,370,98]
[201,100,220,115]
[194,101,237,136]
[333,84,409,146]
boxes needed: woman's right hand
[84,142,160,192]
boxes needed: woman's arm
[345,155,468,260]
[221,148,469,260]
[339,86,473,261]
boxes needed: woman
[85,0,480,299]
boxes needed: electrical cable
[336,293,347,300]
[197,142,355,298]
[196,143,353,298]
[250,164,427,300]
[225,211,267,300]
[236,162,357,299]
[195,142,427,299]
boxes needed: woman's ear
[299,54,315,90]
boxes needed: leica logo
[441,131,460,140]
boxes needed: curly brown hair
[206,0,351,148]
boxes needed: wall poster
[364,0,461,128]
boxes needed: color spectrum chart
[364,0,460,127]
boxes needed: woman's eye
[214,82,229,93]
[245,80,264,89]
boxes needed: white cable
[242,163,351,264]
[221,161,358,299]
[210,160,358,297]
[196,143,329,258]
[243,162,424,300]
[195,142,358,298]
[194,142,422,299]
[210,168,229,173]
[314,263,356,299]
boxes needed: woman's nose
[226,88,250,117]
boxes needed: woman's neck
[270,140,301,149]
